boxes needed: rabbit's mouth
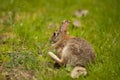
[50,41,55,44]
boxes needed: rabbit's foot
[48,52,62,64]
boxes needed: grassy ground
[0,0,120,80]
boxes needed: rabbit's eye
[53,32,56,36]
[53,31,59,37]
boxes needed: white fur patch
[62,45,69,58]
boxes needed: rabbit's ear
[60,20,70,32]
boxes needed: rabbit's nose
[49,38,54,43]
[50,39,56,44]
[49,38,52,42]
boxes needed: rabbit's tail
[71,66,87,78]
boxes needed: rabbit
[48,20,95,78]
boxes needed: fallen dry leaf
[73,20,82,28]
[74,9,88,18]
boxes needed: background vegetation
[0,0,119,80]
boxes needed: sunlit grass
[0,0,119,80]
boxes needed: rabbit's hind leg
[71,66,87,78]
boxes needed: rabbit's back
[62,38,95,67]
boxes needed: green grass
[0,0,120,80]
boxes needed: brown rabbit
[48,20,95,78]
